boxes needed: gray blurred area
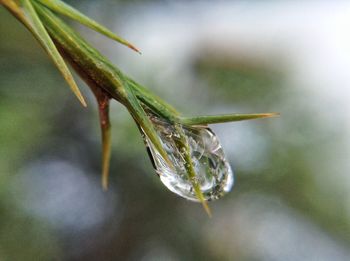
[1,0,350,260]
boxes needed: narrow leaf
[34,2,128,99]
[126,77,180,120]
[180,113,279,126]
[175,125,212,216]
[37,0,140,53]
[20,0,87,106]
[194,184,212,217]
[123,82,174,169]
[1,0,30,28]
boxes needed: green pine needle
[123,82,175,169]
[180,113,280,126]
[37,0,141,53]
[20,0,87,106]
[175,124,212,217]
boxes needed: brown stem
[94,87,112,191]
[57,45,113,190]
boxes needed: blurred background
[1,0,350,260]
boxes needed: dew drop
[141,110,234,202]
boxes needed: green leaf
[36,0,140,53]
[180,112,279,126]
[20,0,87,106]
[33,2,128,100]
[1,0,30,28]
[174,124,212,216]
[126,77,179,121]
[122,81,174,169]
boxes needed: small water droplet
[141,110,234,202]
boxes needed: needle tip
[77,95,87,107]
[265,112,280,118]
[202,200,212,218]
[102,178,109,191]
[127,43,142,54]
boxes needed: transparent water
[142,111,234,202]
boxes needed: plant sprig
[2,0,278,215]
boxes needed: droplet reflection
[142,110,234,201]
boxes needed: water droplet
[141,110,234,202]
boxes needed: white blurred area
[99,0,350,259]
[11,160,119,231]
[204,194,350,261]
[9,160,120,256]
[105,0,350,176]
[6,1,350,259]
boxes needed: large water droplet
[142,111,234,202]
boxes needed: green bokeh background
[1,1,349,260]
